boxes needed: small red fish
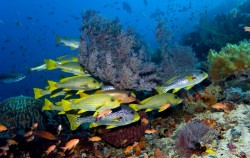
[34,131,56,140]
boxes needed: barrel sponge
[208,40,250,82]
[0,95,44,130]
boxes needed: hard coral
[0,95,44,130]
[78,11,157,91]
[208,40,250,82]
[175,122,216,158]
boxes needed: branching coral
[208,40,250,82]
[78,11,157,91]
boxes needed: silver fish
[0,73,25,84]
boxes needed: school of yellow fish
[32,41,207,130]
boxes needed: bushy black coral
[78,11,157,90]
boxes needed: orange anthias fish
[88,136,102,142]
[7,139,18,146]
[61,139,79,152]
[34,131,56,140]
[145,129,157,134]
[212,102,233,113]
[45,145,56,155]
[95,109,112,120]
[0,125,7,132]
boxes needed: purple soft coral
[175,122,211,158]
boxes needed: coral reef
[78,11,198,90]
[0,95,44,130]
[175,122,217,158]
[78,10,157,91]
[181,0,250,60]
[183,84,224,113]
[208,40,250,82]
[98,111,148,148]
[158,44,197,81]
[217,68,250,104]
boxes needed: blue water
[0,0,239,100]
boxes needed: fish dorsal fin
[166,76,177,85]
[66,114,81,130]
[140,97,152,104]
[60,75,81,83]
[154,86,164,94]
[89,123,99,128]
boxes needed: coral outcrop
[208,40,250,82]
[0,95,44,130]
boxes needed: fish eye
[174,96,178,99]
[110,98,115,102]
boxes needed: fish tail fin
[33,88,43,99]
[129,104,139,111]
[61,99,72,111]
[55,35,61,45]
[44,59,58,70]
[48,80,57,92]
[42,98,53,111]
[66,114,81,130]
[61,147,66,152]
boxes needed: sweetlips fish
[66,105,140,130]
[0,73,25,84]
[30,54,78,72]
[129,93,182,112]
[61,93,120,114]
[94,89,137,103]
[33,88,50,99]
[42,98,65,112]
[47,75,102,92]
[44,59,89,76]
[56,35,80,50]
[155,70,208,93]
